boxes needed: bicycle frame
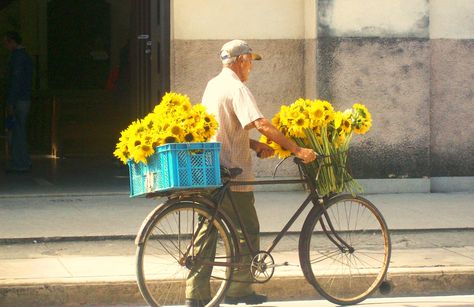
[226,178,315,256]
[209,162,355,261]
[141,161,356,271]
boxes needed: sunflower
[324,109,335,125]
[257,135,277,158]
[163,135,178,144]
[289,114,309,138]
[271,113,282,129]
[353,103,370,119]
[143,114,158,130]
[354,122,370,135]
[273,143,292,159]
[131,144,153,164]
[340,110,352,133]
[178,99,192,113]
[307,103,325,127]
[283,108,300,129]
[113,144,130,165]
[335,132,346,148]
[192,103,207,114]
[259,135,274,146]
[169,124,184,139]
[333,111,343,129]
[129,120,146,135]
[136,143,155,164]
[341,118,352,134]
[127,133,143,152]
[163,92,187,108]
[184,131,200,143]
[320,100,334,112]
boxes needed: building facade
[170,0,474,192]
[1,0,472,192]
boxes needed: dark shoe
[224,292,267,305]
[186,298,210,307]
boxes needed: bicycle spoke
[137,202,234,307]
[150,228,181,262]
[302,195,391,305]
[310,249,343,264]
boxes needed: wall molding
[255,177,474,193]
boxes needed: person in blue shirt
[3,31,33,172]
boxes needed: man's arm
[249,118,317,163]
[249,138,274,158]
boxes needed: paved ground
[221,295,474,307]
[0,156,473,306]
[226,295,474,307]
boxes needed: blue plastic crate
[128,142,222,197]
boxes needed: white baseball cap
[219,39,262,64]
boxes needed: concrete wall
[430,0,474,177]
[317,0,432,179]
[316,0,474,184]
[169,0,474,190]
[170,0,315,177]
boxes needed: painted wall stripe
[318,0,429,38]
[430,0,474,39]
[172,0,305,39]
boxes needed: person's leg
[220,191,260,297]
[186,217,217,301]
[9,100,31,170]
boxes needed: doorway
[0,0,170,190]
[130,0,170,118]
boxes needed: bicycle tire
[136,199,236,307]
[299,194,391,305]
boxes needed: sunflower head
[273,143,292,159]
[289,115,309,138]
[333,111,343,129]
[184,131,198,142]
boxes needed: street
[121,295,474,306]
[253,295,474,306]
[1,191,473,306]
[247,295,474,306]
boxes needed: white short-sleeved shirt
[202,67,264,191]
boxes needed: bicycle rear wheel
[299,194,391,305]
[136,200,235,307]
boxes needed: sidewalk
[0,156,474,306]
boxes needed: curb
[2,228,473,245]
[1,270,473,306]
[0,192,129,199]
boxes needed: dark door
[48,0,111,90]
[130,0,170,118]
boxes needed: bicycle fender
[134,202,166,245]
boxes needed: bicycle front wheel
[136,200,235,307]
[299,194,391,305]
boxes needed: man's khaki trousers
[186,191,260,300]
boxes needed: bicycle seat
[220,166,242,179]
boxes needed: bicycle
[135,157,391,306]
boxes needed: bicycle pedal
[274,261,298,267]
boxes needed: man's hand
[252,118,316,163]
[295,147,317,164]
[250,140,274,158]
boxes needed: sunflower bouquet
[114,92,218,165]
[260,98,372,197]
